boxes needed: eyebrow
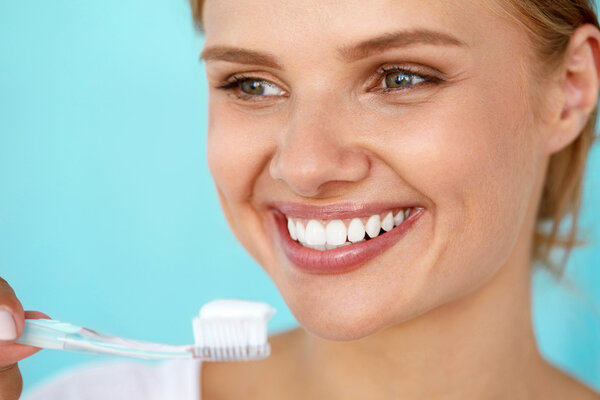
[200,47,284,69]
[200,28,468,69]
[338,28,468,62]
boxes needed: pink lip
[271,206,424,275]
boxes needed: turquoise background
[0,0,598,395]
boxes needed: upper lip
[269,201,418,220]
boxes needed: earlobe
[546,24,600,155]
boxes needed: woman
[3,0,600,398]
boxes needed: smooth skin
[199,0,600,399]
[1,0,599,399]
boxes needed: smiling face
[201,0,550,340]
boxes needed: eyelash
[215,66,440,101]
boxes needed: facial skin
[201,0,590,344]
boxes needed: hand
[0,278,49,400]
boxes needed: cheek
[375,78,537,276]
[206,100,278,262]
[206,101,274,203]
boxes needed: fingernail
[0,308,17,340]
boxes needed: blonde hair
[190,0,599,275]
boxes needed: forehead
[202,0,516,53]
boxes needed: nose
[269,98,371,198]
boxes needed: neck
[301,220,545,399]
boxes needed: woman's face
[202,0,549,340]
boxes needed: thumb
[0,311,50,400]
[0,277,50,400]
[1,311,50,366]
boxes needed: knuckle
[0,278,18,302]
[0,278,14,295]
[0,364,16,374]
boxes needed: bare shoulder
[200,327,306,400]
[533,360,600,400]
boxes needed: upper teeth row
[286,209,411,251]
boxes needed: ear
[545,23,600,155]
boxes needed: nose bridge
[269,90,370,197]
[289,91,339,147]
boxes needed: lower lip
[272,208,424,274]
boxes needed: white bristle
[192,299,275,361]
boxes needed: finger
[24,311,51,320]
[0,278,24,344]
[0,343,42,367]
[0,364,23,400]
[0,311,49,372]
[0,280,48,400]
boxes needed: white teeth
[393,211,405,227]
[295,220,305,243]
[305,220,326,246]
[326,220,347,246]
[381,212,394,232]
[347,218,366,243]
[286,208,414,249]
[365,214,381,239]
[287,218,297,240]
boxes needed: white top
[22,360,202,400]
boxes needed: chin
[281,289,425,341]
[276,260,492,343]
[296,311,389,341]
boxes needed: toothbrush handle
[17,319,76,350]
[18,319,193,359]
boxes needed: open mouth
[286,208,413,251]
[271,204,424,274]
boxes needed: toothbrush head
[192,299,276,361]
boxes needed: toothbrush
[16,299,275,361]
